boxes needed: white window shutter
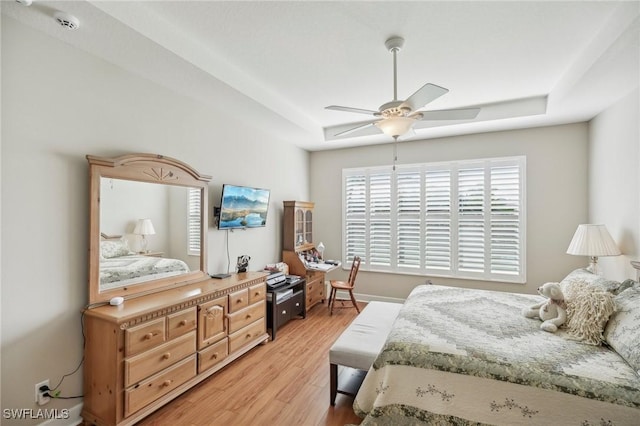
[187,188,202,256]
[343,156,525,283]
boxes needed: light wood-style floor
[137,301,365,426]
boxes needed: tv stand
[266,277,306,340]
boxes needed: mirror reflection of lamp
[133,218,155,253]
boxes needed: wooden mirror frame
[87,153,211,305]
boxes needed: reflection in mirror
[99,178,201,291]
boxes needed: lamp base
[586,256,600,275]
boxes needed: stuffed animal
[522,282,567,332]
[236,255,250,273]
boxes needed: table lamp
[134,218,155,253]
[566,224,621,275]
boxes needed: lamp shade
[566,224,621,256]
[375,116,416,138]
[133,218,156,236]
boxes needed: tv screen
[217,184,270,229]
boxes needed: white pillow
[604,286,640,374]
[100,239,132,259]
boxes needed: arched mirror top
[87,153,211,306]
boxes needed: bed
[354,268,640,425]
[99,237,190,290]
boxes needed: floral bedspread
[353,285,640,425]
[100,254,190,289]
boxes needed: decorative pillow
[563,279,616,345]
[604,286,640,374]
[100,239,132,259]
[560,268,621,294]
[614,278,638,295]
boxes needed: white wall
[310,124,590,300]
[1,16,309,423]
[589,89,640,281]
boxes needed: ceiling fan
[326,37,480,139]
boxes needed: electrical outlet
[35,379,50,406]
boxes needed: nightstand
[140,251,164,257]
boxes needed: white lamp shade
[375,116,416,138]
[133,218,156,236]
[566,224,621,256]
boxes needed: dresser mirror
[87,154,211,305]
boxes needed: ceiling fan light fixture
[375,116,416,138]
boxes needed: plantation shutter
[424,168,452,270]
[457,166,485,273]
[342,156,525,283]
[344,172,367,264]
[369,171,392,267]
[187,187,201,256]
[490,163,521,276]
[396,169,421,269]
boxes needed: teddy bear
[522,282,567,332]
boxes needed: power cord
[44,310,86,400]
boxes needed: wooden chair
[328,256,361,315]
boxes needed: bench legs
[330,363,338,405]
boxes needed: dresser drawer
[125,317,166,357]
[167,307,196,340]
[198,337,229,372]
[228,320,265,353]
[124,355,196,417]
[248,283,266,305]
[306,279,324,308]
[228,301,265,334]
[228,288,249,313]
[124,332,196,387]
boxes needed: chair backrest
[346,256,361,288]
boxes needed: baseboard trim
[38,402,83,426]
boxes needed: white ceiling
[3,1,639,151]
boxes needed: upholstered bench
[329,301,403,405]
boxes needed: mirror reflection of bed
[98,177,200,292]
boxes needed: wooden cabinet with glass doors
[282,201,327,311]
[283,201,315,251]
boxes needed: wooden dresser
[81,272,268,426]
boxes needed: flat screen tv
[217,184,270,230]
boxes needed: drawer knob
[144,333,154,340]
[246,333,252,339]
[237,298,243,303]
[245,314,252,319]
[162,380,172,387]
[211,353,218,360]
[295,302,300,307]
[282,310,287,315]
[162,353,171,360]
[179,320,187,326]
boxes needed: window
[187,187,201,256]
[343,156,526,283]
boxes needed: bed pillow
[100,239,132,259]
[563,279,616,346]
[604,286,640,374]
[560,268,621,293]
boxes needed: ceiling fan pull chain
[392,136,398,171]
[392,48,398,101]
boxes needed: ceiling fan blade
[402,83,449,111]
[325,105,379,116]
[417,107,481,121]
[334,120,379,137]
